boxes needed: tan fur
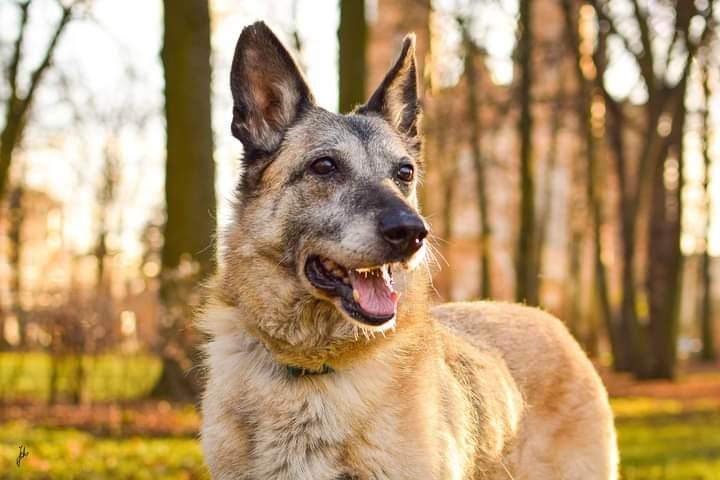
[201,295,618,479]
[200,22,618,480]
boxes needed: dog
[199,21,618,480]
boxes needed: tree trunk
[603,91,650,372]
[587,0,712,377]
[8,185,25,348]
[421,94,460,300]
[462,29,492,299]
[0,119,22,201]
[535,81,563,299]
[595,30,646,372]
[154,0,215,400]
[700,61,716,362]
[700,236,716,361]
[338,0,367,113]
[644,79,688,379]
[561,0,616,360]
[515,0,537,304]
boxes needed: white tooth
[353,289,361,302]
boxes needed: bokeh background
[1,0,719,478]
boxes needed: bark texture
[155,0,215,399]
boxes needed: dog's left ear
[230,21,315,154]
[358,34,420,139]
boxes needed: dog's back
[434,301,619,479]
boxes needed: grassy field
[0,352,161,402]
[0,421,207,479]
[1,398,718,479]
[614,398,720,479]
[1,353,719,478]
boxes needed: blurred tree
[7,183,24,347]
[93,137,119,303]
[535,65,563,304]
[155,0,215,400]
[515,0,538,305]
[338,0,367,112]
[562,0,617,363]
[458,18,492,299]
[645,69,688,379]
[700,54,716,362]
[591,0,715,378]
[0,0,80,199]
[432,99,460,299]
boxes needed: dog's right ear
[230,22,314,154]
[358,34,419,139]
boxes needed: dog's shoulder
[432,300,568,337]
[432,300,578,361]
[432,300,605,405]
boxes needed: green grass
[0,421,207,479]
[1,352,718,479]
[613,398,720,479]
[0,352,161,402]
[1,400,718,479]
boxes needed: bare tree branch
[630,0,655,93]
[590,0,647,81]
[7,0,31,103]
[18,1,74,121]
[0,0,80,197]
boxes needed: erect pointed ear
[230,21,315,154]
[358,34,420,138]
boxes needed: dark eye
[310,157,337,176]
[396,163,414,182]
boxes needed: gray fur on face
[223,21,426,331]
[234,106,422,270]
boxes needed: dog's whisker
[427,239,449,267]
[423,246,442,271]
[424,264,443,300]
[428,231,449,245]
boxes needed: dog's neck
[246,299,404,372]
[204,266,432,372]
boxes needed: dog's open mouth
[304,255,398,327]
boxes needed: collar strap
[286,364,335,378]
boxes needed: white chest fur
[203,334,409,480]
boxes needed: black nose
[379,209,428,255]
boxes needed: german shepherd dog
[199,21,618,480]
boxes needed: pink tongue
[349,271,398,317]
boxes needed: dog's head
[220,22,428,340]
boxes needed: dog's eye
[396,164,414,182]
[310,157,337,176]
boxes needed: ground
[1,353,719,479]
[604,365,720,479]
